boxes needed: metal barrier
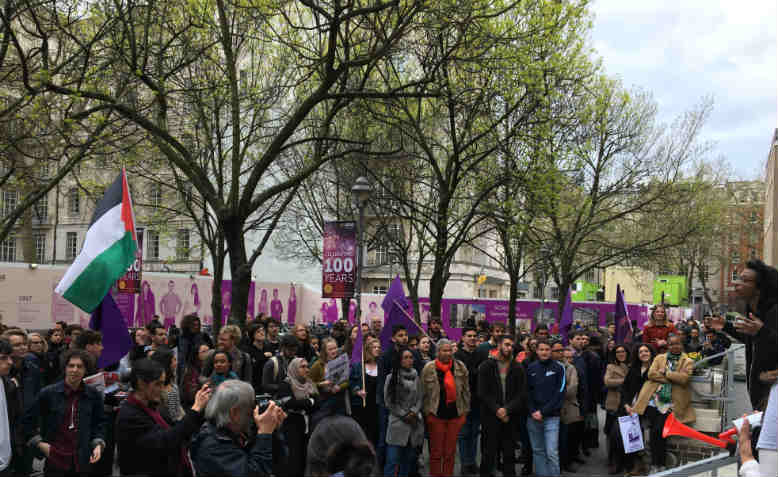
[651,452,737,477]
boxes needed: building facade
[718,181,765,307]
[0,163,201,274]
[765,129,777,267]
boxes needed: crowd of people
[0,259,776,477]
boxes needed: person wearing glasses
[711,260,778,409]
[603,345,630,475]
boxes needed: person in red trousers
[420,339,470,477]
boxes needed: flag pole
[359,311,366,407]
[393,299,429,338]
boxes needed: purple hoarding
[417,297,649,341]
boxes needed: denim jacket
[23,381,106,470]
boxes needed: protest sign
[619,414,645,453]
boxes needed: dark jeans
[281,414,309,477]
[481,419,516,477]
[377,404,390,469]
[604,412,617,465]
[567,420,584,461]
[559,422,568,468]
[608,415,637,471]
[644,407,669,467]
[457,408,480,468]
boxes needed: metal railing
[652,452,737,477]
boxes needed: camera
[255,393,292,413]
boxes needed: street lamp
[351,176,372,324]
[537,245,550,328]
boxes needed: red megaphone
[662,412,729,448]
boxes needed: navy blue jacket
[23,381,106,471]
[571,351,590,413]
[526,358,565,418]
[190,423,273,476]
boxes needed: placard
[324,352,350,386]
[619,414,645,454]
[322,221,356,298]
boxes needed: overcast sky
[589,0,777,180]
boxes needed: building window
[700,263,710,281]
[34,233,46,263]
[1,190,17,218]
[65,232,78,260]
[750,211,758,224]
[731,269,739,283]
[585,269,596,283]
[0,235,16,262]
[373,286,387,294]
[176,229,190,260]
[489,290,498,298]
[533,285,543,298]
[149,184,162,208]
[477,288,487,298]
[373,245,388,265]
[731,251,740,264]
[67,188,80,217]
[147,231,160,259]
[550,287,560,299]
[34,194,48,221]
[179,183,193,203]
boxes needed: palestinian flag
[55,168,137,313]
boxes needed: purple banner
[322,221,357,298]
[417,297,649,341]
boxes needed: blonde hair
[219,324,241,344]
[319,337,338,363]
[28,332,48,353]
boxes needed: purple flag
[379,275,414,351]
[559,287,573,346]
[89,293,133,369]
[614,284,633,344]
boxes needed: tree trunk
[507,274,519,334]
[223,217,251,330]
[210,249,226,338]
[428,264,446,319]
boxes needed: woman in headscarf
[275,357,318,477]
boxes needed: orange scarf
[435,359,456,405]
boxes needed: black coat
[190,423,273,476]
[116,398,204,476]
[1,376,23,468]
[455,347,484,411]
[618,364,649,416]
[241,342,270,393]
[723,301,778,409]
[478,358,526,428]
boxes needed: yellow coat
[633,353,696,424]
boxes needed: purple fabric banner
[379,276,415,351]
[89,293,133,369]
[614,285,633,344]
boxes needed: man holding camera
[190,380,287,476]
